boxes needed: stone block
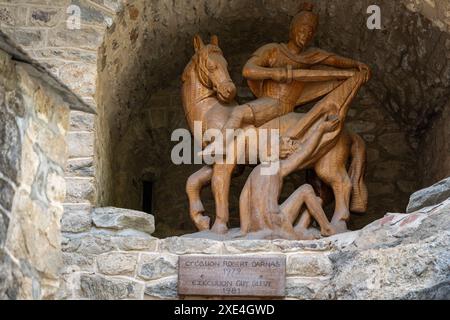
[62,232,114,255]
[70,111,95,131]
[62,252,95,272]
[160,237,223,255]
[92,207,155,235]
[2,28,44,47]
[29,121,67,166]
[80,274,144,300]
[90,0,123,12]
[0,6,27,26]
[137,253,177,281]
[0,178,15,211]
[286,254,333,277]
[61,210,92,233]
[111,230,159,251]
[46,171,66,204]
[58,62,96,97]
[407,177,450,212]
[96,252,138,276]
[272,239,334,252]
[71,0,112,25]
[223,240,281,254]
[63,203,92,215]
[67,132,94,158]
[144,276,177,299]
[0,107,21,183]
[65,178,95,203]
[29,7,63,27]
[66,158,94,177]
[0,211,9,247]
[47,24,104,51]
[286,278,334,299]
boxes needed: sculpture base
[182,227,323,241]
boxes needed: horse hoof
[211,221,228,234]
[321,225,337,237]
[194,215,210,231]
[331,220,348,233]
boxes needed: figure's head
[193,34,236,103]
[289,2,319,49]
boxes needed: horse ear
[210,35,219,46]
[193,34,204,52]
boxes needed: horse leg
[314,138,352,233]
[211,163,236,234]
[186,166,213,231]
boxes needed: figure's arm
[280,116,340,177]
[321,54,371,82]
[243,47,288,82]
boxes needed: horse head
[193,34,236,103]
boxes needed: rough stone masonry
[60,179,450,300]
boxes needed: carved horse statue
[182,35,368,234]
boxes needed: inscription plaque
[178,255,286,297]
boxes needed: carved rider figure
[200,2,371,156]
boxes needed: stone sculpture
[182,3,370,238]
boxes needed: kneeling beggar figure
[181,3,370,239]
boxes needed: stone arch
[94,0,450,236]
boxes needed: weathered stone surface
[47,25,103,51]
[0,250,20,300]
[70,111,95,131]
[287,254,333,277]
[2,28,44,47]
[111,229,159,251]
[80,274,144,300]
[29,8,63,27]
[67,132,94,158]
[144,276,177,299]
[62,252,96,272]
[61,210,92,233]
[161,237,223,255]
[286,278,334,299]
[65,178,95,203]
[62,229,158,255]
[66,158,94,177]
[62,232,115,255]
[0,106,20,183]
[223,239,281,253]
[92,207,155,235]
[407,177,450,212]
[96,252,138,276]
[0,178,15,211]
[137,253,177,281]
[0,211,9,247]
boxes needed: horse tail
[348,132,368,213]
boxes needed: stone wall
[0,43,71,299]
[419,101,450,187]
[61,197,450,300]
[404,0,450,32]
[0,0,124,226]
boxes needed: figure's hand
[319,115,340,133]
[279,136,299,158]
[356,62,371,82]
[271,68,287,83]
